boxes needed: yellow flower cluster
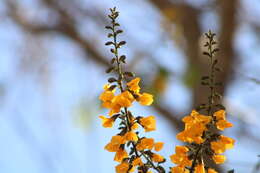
[170,146,191,172]
[99,78,153,116]
[170,110,234,173]
[177,110,211,144]
[100,77,165,173]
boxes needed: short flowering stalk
[99,7,165,173]
[169,31,235,173]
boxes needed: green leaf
[109,85,117,91]
[111,58,116,64]
[105,41,114,46]
[116,30,123,35]
[106,67,114,73]
[108,77,117,83]
[203,51,211,57]
[118,41,126,47]
[119,55,126,63]
[124,72,135,77]
[105,26,112,30]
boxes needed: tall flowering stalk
[169,31,235,173]
[99,7,165,173]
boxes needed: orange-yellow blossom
[136,138,154,151]
[99,85,115,109]
[170,146,191,167]
[213,110,233,130]
[114,148,128,162]
[211,135,235,154]
[127,77,141,93]
[132,157,143,166]
[131,122,139,130]
[194,164,205,173]
[99,115,114,128]
[154,142,164,152]
[115,162,130,173]
[171,166,189,173]
[177,110,211,144]
[124,131,138,142]
[139,116,156,132]
[177,123,205,144]
[107,91,135,116]
[152,153,164,162]
[212,155,226,164]
[138,93,153,106]
[105,135,126,152]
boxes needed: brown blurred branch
[7,0,109,67]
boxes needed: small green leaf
[105,41,114,46]
[109,85,117,91]
[119,55,126,63]
[108,77,117,83]
[111,58,116,64]
[203,52,211,57]
[124,72,135,77]
[105,26,112,30]
[118,41,126,47]
[116,30,123,34]
[107,33,113,38]
[106,67,114,73]
[110,49,115,53]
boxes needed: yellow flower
[208,168,218,173]
[210,135,235,154]
[213,110,233,130]
[115,162,129,173]
[99,115,114,128]
[107,91,135,116]
[105,142,119,152]
[127,77,141,93]
[139,116,156,132]
[114,148,128,162]
[171,166,189,173]
[216,120,233,131]
[170,146,191,167]
[105,135,126,152]
[131,122,139,130]
[99,84,116,107]
[109,103,121,116]
[152,154,164,162]
[177,110,211,144]
[154,142,164,152]
[210,141,225,154]
[175,146,189,154]
[194,164,205,173]
[136,138,154,151]
[177,123,205,144]
[138,93,153,106]
[213,110,226,120]
[114,94,132,108]
[212,155,226,164]
[220,135,235,149]
[132,157,143,166]
[124,131,138,142]
[99,90,115,108]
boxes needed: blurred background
[0,0,260,172]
